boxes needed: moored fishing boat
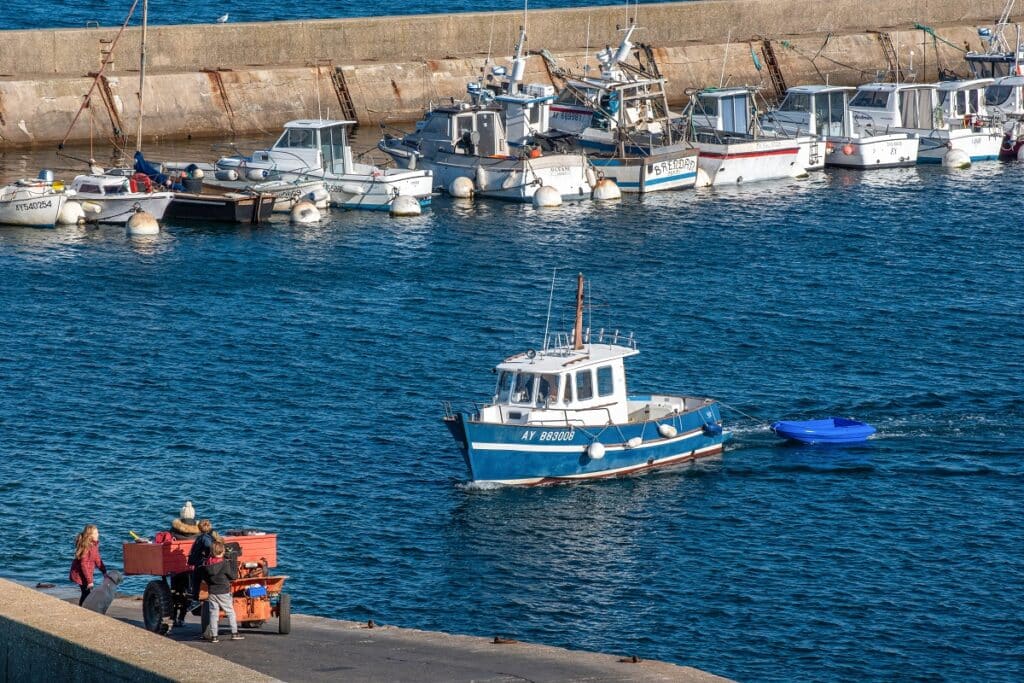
[443,274,729,485]
[760,84,919,170]
[68,172,173,224]
[0,175,74,228]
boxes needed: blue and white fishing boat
[443,274,729,485]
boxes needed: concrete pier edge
[0,0,1018,148]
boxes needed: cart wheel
[143,580,173,634]
[278,593,291,635]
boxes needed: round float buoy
[626,436,643,449]
[449,176,475,198]
[592,177,621,201]
[290,200,321,224]
[191,167,205,179]
[390,195,422,217]
[825,141,836,154]
[588,442,606,460]
[842,143,855,156]
[658,423,677,439]
[126,209,159,236]
[532,185,562,207]
[942,148,971,169]
[695,167,713,188]
[57,201,85,225]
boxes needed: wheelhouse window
[562,374,573,403]
[496,371,513,403]
[276,128,315,148]
[985,85,1014,107]
[537,374,560,406]
[695,95,719,117]
[575,370,594,401]
[513,373,536,405]
[849,90,889,108]
[596,366,614,397]
[779,92,811,113]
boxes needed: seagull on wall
[216,13,229,23]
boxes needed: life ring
[131,173,153,193]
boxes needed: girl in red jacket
[69,524,106,605]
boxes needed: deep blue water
[1,161,1023,682]
[3,0,665,30]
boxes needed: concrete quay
[103,596,732,682]
[0,0,1018,148]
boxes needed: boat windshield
[849,90,888,108]
[778,92,811,113]
[938,89,981,116]
[512,372,536,404]
[496,370,513,403]
[985,85,1014,106]
[536,374,559,406]
[275,128,316,148]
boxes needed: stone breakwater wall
[0,0,1016,148]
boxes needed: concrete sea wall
[0,0,1018,148]
[0,578,274,682]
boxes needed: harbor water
[1,137,1022,681]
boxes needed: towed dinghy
[770,417,876,444]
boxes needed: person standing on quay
[198,541,243,642]
[69,524,106,606]
[187,518,217,609]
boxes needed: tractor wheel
[277,593,291,635]
[143,580,172,634]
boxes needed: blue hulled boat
[443,274,730,485]
[770,417,876,444]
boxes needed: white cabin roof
[992,75,1024,86]
[935,78,995,91]
[785,84,855,94]
[496,343,638,374]
[855,82,933,93]
[284,119,357,129]
[697,87,757,99]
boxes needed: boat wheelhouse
[983,75,1024,158]
[682,87,803,185]
[68,173,173,224]
[848,81,1001,163]
[443,274,729,485]
[207,119,433,212]
[762,84,918,169]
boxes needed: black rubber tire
[143,580,173,633]
[278,593,291,635]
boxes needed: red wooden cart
[123,533,290,635]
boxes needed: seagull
[216,13,229,23]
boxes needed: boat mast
[573,273,585,350]
[135,0,148,153]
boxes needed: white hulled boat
[0,175,74,228]
[761,84,919,169]
[68,172,173,224]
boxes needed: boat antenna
[584,14,592,74]
[541,267,558,352]
[573,273,585,350]
[135,0,148,153]
[720,28,732,88]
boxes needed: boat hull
[912,127,1002,163]
[77,192,174,224]
[824,134,919,169]
[694,138,801,186]
[446,400,728,485]
[0,185,68,228]
[587,145,699,193]
[165,192,274,223]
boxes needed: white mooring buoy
[57,201,85,225]
[449,176,475,199]
[592,177,621,201]
[942,148,971,169]
[390,195,422,217]
[532,185,562,207]
[126,209,159,236]
[290,200,321,224]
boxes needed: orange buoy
[842,143,855,155]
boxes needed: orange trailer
[123,533,290,636]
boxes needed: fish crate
[123,533,277,576]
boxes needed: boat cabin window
[898,89,934,129]
[78,183,103,194]
[476,113,498,156]
[321,125,347,172]
[720,94,751,134]
[276,128,315,148]
[575,370,594,401]
[694,95,718,117]
[985,84,1015,106]
[849,90,889,108]
[562,375,573,403]
[455,115,474,153]
[779,92,811,113]
[596,365,614,397]
[555,89,587,106]
[536,374,560,406]
[496,370,513,403]
[513,372,536,404]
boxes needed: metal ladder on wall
[871,31,905,82]
[760,39,788,101]
[326,62,359,122]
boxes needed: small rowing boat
[770,417,876,444]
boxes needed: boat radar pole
[136,0,148,153]
[573,273,585,350]
[508,26,528,96]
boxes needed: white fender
[588,442,606,460]
[340,183,366,196]
[57,201,85,225]
[626,436,643,449]
[658,424,677,439]
[585,165,598,188]
[942,148,971,169]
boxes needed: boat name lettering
[549,166,571,176]
[650,157,697,176]
[16,200,53,211]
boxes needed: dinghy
[770,417,876,444]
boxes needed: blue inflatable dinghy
[770,417,876,444]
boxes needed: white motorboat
[379,29,596,202]
[761,84,919,170]
[847,81,1001,164]
[0,176,74,228]
[68,172,174,224]
[681,87,803,185]
[187,119,432,212]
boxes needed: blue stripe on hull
[448,403,727,484]
[916,154,1000,164]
